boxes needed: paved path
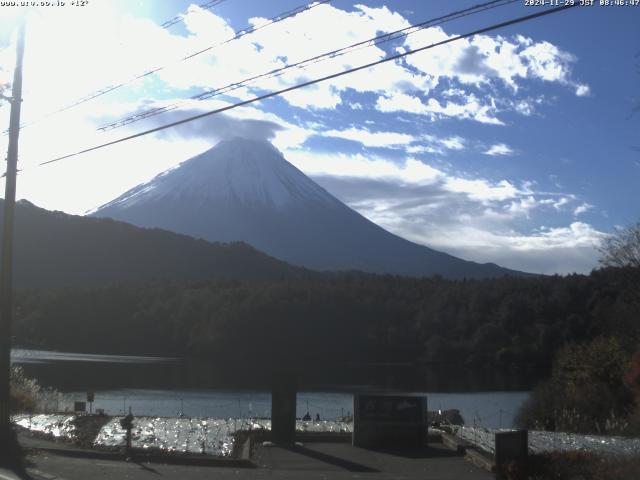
[0,469,24,480]
[253,441,491,479]
[6,430,493,479]
[6,440,491,480]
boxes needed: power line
[160,0,227,29]
[98,0,518,132]
[1,1,228,134]
[9,0,330,135]
[39,3,578,168]
[181,0,331,61]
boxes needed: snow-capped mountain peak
[99,138,335,211]
[93,137,522,279]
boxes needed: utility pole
[0,15,26,445]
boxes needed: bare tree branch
[599,222,640,269]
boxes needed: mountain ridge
[1,199,308,289]
[93,137,527,279]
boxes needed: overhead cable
[39,4,578,168]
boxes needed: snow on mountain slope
[100,139,335,211]
[92,137,524,279]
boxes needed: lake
[12,348,531,429]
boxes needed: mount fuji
[92,137,523,279]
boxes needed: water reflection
[12,349,538,393]
[11,349,531,429]
[11,348,176,365]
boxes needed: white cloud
[406,145,441,155]
[425,223,606,274]
[182,5,236,43]
[406,135,466,155]
[293,142,603,274]
[321,127,414,148]
[440,136,465,150]
[521,41,573,83]
[484,143,515,156]
[506,196,538,217]
[287,145,528,205]
[241,3,434,104]
[280,82,342,109]
[445,178,519,202]
[286,148,525,206]
[520,41,591,96]
[574,202,593,216]
[403,28,520,89]
[513,100,534,116]
[376,92,504,125]
[423,96,503,125]
[285,149,443,184]
[318,128,466,152]
[402,27,589,96]
[416,135,467,155]
[522,223,605,250]
[575,84,591,97]
[553,197,571,210]
[376,91,429,115]
[419,222,604,254]
[313,165,605,274]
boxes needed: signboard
[73,401,86,412]
[495,430,528,479]
[87,391,95,403]
[358,395,423,422]
[353,393,427,448]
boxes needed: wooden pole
[0,15,26,444]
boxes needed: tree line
[12,266,638,375]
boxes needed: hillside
[1,199,306,289]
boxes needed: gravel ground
[13,413,352,457]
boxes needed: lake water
[12,348,530,429]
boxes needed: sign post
[119,410,134,456]
[87,391,94,414]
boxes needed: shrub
[505,451,640,480]
[515,337,634,434]
[10,366,42,413]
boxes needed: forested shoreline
[13,267,637,372]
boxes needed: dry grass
[504,451,640,480]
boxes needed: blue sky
[0,0,638,274]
